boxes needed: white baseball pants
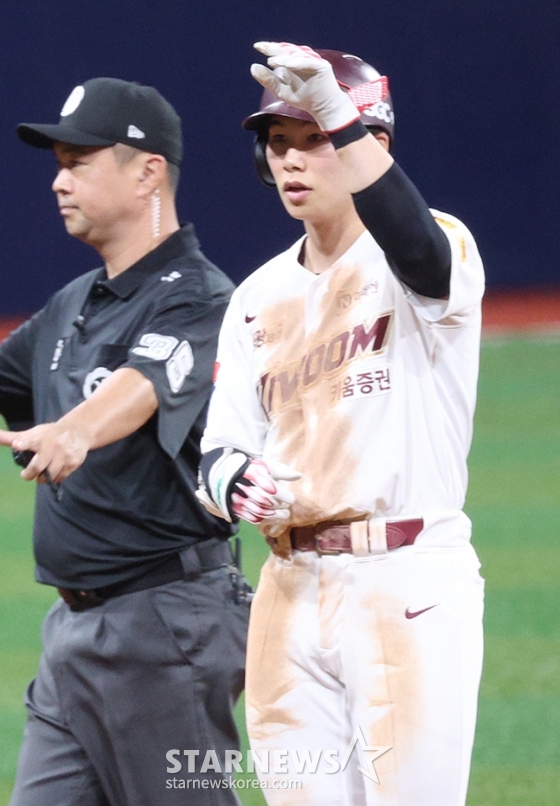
[246,543,484,806]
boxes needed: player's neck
[302,213,366,274]
[96,205,180,279]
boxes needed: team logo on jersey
[83,367,113,399]
[258,312,393,416]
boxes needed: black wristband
[329,120,369,149]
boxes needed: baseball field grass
[1,333,559,805]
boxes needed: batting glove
[251,41,360,133]
[230,458,301,525]
[196,447,301,524]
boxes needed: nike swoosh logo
[245,314,256,323]
[405,604,439,620]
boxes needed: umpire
[0,78,249,805]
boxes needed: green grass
[464,336,560,804]
[1,334,560,804]
[0,441,55,799]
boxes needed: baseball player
[0,78,249,805]
[197,43,485,805]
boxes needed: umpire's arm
[0,368,158,484]
[0,311,43,430]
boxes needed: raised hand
[251,41,360,133]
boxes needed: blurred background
[0,0,559,316]
[1,1,559,805]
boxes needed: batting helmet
[242,49,395,187]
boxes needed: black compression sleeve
[352,163,451,298]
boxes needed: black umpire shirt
[0,224,235,589]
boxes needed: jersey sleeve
[201,288,268,458]
[402,211,485,324]
[0,310,44,429]
[121,271,232,460]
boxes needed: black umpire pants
[10,565,250,806]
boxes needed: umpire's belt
[58,538,233,612]
[290,518,424,555]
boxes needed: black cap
[17,77,183,166]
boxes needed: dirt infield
[1,288,560,343]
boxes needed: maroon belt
[290,518,424,555]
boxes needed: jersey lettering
[50,338,66,371]
[324,332,349,370]
[349,316,391,359]
[258,312,393,416]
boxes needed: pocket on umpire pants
[148,569,250,665]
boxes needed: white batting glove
[195,486,227,521]
[231,459,301,525]
[196,446,301,526]
[196,447,250,522]
[251,41,360,133]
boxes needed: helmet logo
[364,101,394,125]
[348,78,389,112]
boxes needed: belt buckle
[58,588,106,611]
[315,534,343,556]
[77,589,106,608]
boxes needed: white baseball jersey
[203,209,485,805]
[202,210,485,546]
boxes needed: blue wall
[1,0,558,315]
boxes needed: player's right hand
[251,41,360,133]
[196,446,301,525]
[230,458,300,524]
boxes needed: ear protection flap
[253,136,276,187]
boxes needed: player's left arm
[0,367,157,483]
[252,41,451,299]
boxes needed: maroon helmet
[242,49,394,186]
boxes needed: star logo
[339,726,392,783]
